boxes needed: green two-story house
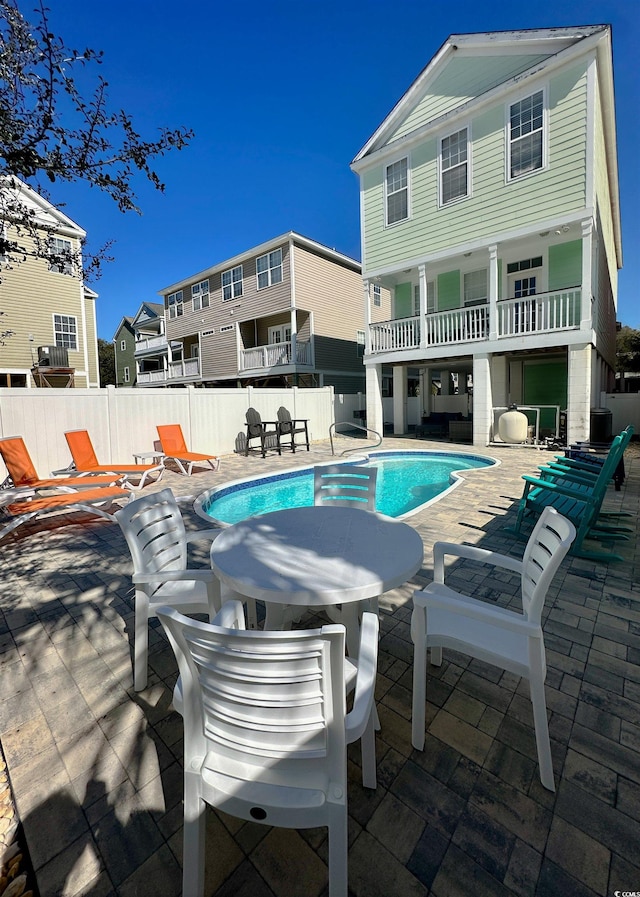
[351,25,621,446]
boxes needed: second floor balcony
[368,288,582,356]
[239,338,312,373]
[134,334,168,357]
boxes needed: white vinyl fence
[0,385,347,481]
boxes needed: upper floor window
[356,330,365,357]
[440,128,468,205]
[49,237,74,275]
[53,313,77,350]
[192,280,210,311]
[509,90,544,180]
[385,158,409,225]
[257,249,283,289]
[222,265,243,301]
[463,269,488,306]
[123,366,130,383]
[372,283,381,307]
[167,290,183,319]
[507,256,543,298]
[120,340,126,351]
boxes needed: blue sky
[40,0,639,339]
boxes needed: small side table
[132,450,165,465]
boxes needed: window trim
[439,125,470,207]
[256,248,283,290]
[372,283,381,307]
[167,290,184,320]
[53,313,78,350]
[384,156,410,227]
[506,87,547,183]
[222,265,243,301]
[48,236,74,276]
[191,279,210,311]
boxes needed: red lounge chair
[0,436,126,493]
[64,430,164,489]
[156,424,219,476]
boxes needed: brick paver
[0,435,638,897]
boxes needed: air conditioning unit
[38,345,69,367]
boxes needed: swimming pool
[195,450,498,526]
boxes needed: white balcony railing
[134,334,168,354]
[137,370,167,385]
[168,358,200,380]
[239,339,311,372]
[497,289,581,337]
[368,289,581,355]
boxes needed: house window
[222,265,243,301]
[356,330,365,357]
[385,157,409,225]
[49,237,74,275]
[509,90,544,179]
[120,340,126,352]
[219,324,234,333]
[167,290,183,319]
[513,277,537,298]
[257,249,283,289]
[440,128,468,205]
[414,282,436,315]
[192,280,210,310]
[507,256,543,297]
[123,366,130,383]
[506,256,543,274]
[372,283,381,307]
[53,314,77,350]
[463,269,488,306]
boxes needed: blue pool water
[195,450,498,526]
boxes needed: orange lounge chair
[0,436,126,493]
[0,486,131,540]
[64,430,164,490]
[156,424,219,476]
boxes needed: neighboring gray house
[130,302,167,387]
[351,26,621,446]
[158,233,386,392]
[113,316,135,387]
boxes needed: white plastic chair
[411,506,575,791]
[314,464,378,511]
[115,487,256,692]
[157,600,379,897]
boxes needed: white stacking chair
[411,506,575,791]
[157,600,379,897]
[115,487,256,692]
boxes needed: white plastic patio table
[210,505,424,656]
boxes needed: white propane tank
[498,406,529,443]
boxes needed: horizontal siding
[0,228,91,379]
[388,54,552,142]
[200,330,237,380]
[593,74,617,295]
[363,62,589,272]
[165,242,293,342]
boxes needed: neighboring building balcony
[134,334,168,357]
[167,357,200,383]
[137,369,167,386]
[239,338,313,374]
[368,289,582,357]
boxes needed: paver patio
[0,435,638,897]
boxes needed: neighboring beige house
[158,232,385,392]
[0,179,99,388]
[351,26,621,446]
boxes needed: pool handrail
[329,421,382,456]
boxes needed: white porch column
[393,366,408,434]
[488,244,498,340]
[581,219,594,332]
[418,264,427,350]
[567,343,592,444]
[365,363,384,437]
[290,307,297,362]
[472,353,492,446]
[363,279,371,354]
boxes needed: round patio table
[210,505,424,656]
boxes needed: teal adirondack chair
[506,429,632,561]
